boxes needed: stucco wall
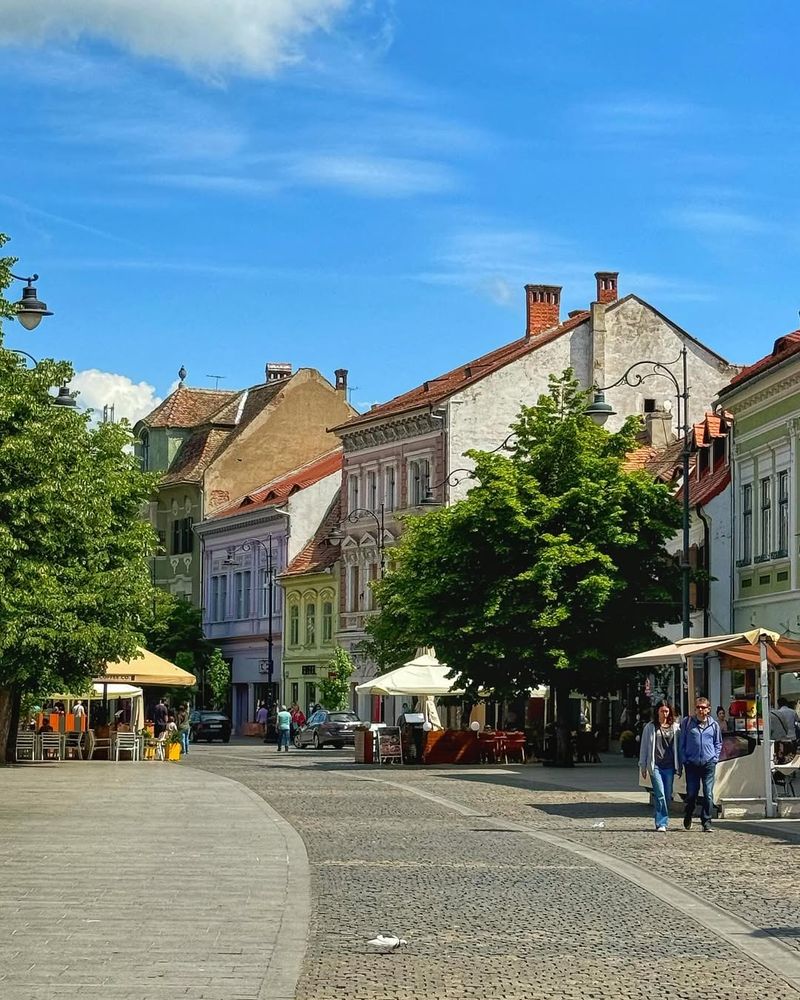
[206,370,353,505]
[285,471,341,562]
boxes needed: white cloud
[71,369,161,425]
[287,153,457,196]
[0,0,353,77]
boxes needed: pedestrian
[680,697,722,833]
[289,703,305,741]
[153,697,168,738]
[715,706,728,732]
[256,701,269,741]
[639,700,681,832]
[73,700,85,725]
[276,704,292,753]
[775,697,799,744]
[177,703,191,755]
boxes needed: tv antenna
[206,375,226,389]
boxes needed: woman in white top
[639,700,682,832]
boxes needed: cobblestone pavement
[188,745,800,1000]
[0,762,308,1000]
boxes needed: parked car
[294,709,361,749]
[190,710,232,743]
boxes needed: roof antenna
[178,365,187,386]
[206,374,226,389]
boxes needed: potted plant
[164,729,182,761]
[619,730,638,758]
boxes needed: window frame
[741,483,753,565]
[758,476,771,559]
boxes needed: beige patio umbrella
[95,647,196,687]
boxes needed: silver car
[294,710,360,749]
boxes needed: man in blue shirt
[680,697,723,832]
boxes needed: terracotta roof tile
[143,386,238,428]
[210,449,343,519]
[281,491,342,577]
[160,428,230,485]
[722,330,800,392]
[688,465,731,507]
[332,311,590,432]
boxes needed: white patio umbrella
[355,648,463,730]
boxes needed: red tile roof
[722,330,800,392]
[210,449,343,519]
[332,310,591,432]
[160,428,230,486]
[688,464,730,507]
[141,386,238,429]
[281,491,342,577]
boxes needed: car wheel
[313,732,321,750]
[293,734,302,749]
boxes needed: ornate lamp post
[585,347,692,638]
[328,502,386,577]
[10,272,53,331]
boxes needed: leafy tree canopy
[319,646,355,710]
[0,234,158,759]
[366,371,682,702]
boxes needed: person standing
[639,700,681,832]
[153,697,169,738]
[680,697,722,833]
[256,701,269,741]
[276,705,292,753]
[72,700,86,729]
[177,703,191,755]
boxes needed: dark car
[294,710,361,749]
[190,710,232,743]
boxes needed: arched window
[289,604,299,646]
[322,600,333,642]
[305,602,316,646]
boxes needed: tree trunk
[553,676,574,768]
[0,685,20,766]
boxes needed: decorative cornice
[727,369,800,416]
[340,412,442,453]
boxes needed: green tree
[0,235,157,762]
[205,648,230,710]
[367,371,682,764]
[318,646,355,710]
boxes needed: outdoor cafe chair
[40,733,63,762]
[86,730,112,760]
[15,731,37,762]
[504,732,527,764]
[63,732,84,760]
[113,731,140,762]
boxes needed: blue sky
[0,0,798,421]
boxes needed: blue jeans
[278,728,290,750]
[651,765,675,828]
[180,731,189,755]
[684,761,717,825]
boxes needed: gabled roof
[623,438,684,481]
[720,330,800,394]
[210,449,343,520]
[331,310,591,432]
[140,386,238,429]
[160,428,230,486]
[281,491,342,577]
[688,465,730,507]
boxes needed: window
[777,470,789,555]
[366,469,378,510]
[759,477,771,558]
[322,600,333,642]
[741,484,752,564]
[289,604,299,646]
[260,568,274,616]
[384,465,396,511]
[409,458,431,507]
[171,516,193,555]
[305,602,316,645]
[643,398,656,413]
[347,564,360,612]
[211,575,228,621]
[348,473,360,512]
[233,571,251,619]
[291,682,299,705]
[140,431,150,470]
[302,664,317,676]
[366,562,379,610]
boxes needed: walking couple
[639,697,722,833]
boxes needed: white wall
[285,471,340,561]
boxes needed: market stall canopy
[95,647,196,687]
[616,629,800,672]
[356,648,464,697]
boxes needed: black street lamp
[585,346,692,638]
[5,349,76,407]
[328,502,386,576]
[10,273,53,331]
[225,537,276,686]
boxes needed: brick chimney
[265,362,292,383]
[595,272,619,304]
[525,284,561,337]
[334,368,348,393]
